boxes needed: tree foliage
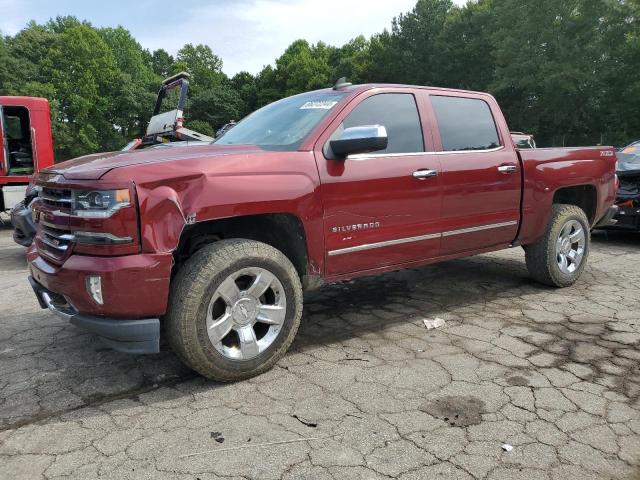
[0,1,638,161]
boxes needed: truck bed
[516,146,618,245]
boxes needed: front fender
[136,171,323,259]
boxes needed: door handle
[412,169,438,180]
[497,165,518,174]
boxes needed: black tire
[524,204,591,287]
[166,239,303,381]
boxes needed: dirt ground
[0,221,639,479]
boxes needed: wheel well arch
[552,185,597,224]
[173,213,309,281]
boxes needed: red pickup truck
[26,83,618,381]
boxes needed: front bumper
[10,200,37,247]
[29,276,160,353]
[27,247,173,318]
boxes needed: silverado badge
[332,222,381,234]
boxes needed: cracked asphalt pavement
[1,223,639,479]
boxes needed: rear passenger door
[315,90,442,276]
[427,93,521,255]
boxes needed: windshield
[215,92,346,151]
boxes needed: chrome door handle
[412,169,438,180]
[498,165,518,174]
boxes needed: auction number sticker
[300,101,338,110]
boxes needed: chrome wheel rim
[555,220,586,274]
[206,267,286,360]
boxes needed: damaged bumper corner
[29,276,161,354]
[594,205,620,229]
[10,200,37,247]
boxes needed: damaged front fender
[138,184,191,253]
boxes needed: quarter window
[431,96,500,152]
[329,93,424,155]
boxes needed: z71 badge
[332,222,381,234]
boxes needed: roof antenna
[333,77,352,90]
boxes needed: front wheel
[166,239,303,381]
[524,204,590,287]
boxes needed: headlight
[72,189,131,218]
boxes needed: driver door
[314,90,443,276]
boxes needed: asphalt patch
[506,375,530,386]
[419,395,486,427]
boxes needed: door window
[431,96,500,152]
[1,106,34,174]
[327,93,424,156]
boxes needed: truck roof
[314,83,494,98]
[0,96,50,111]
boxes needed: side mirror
[330,125,388,158]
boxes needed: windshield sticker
[300,101,338,110]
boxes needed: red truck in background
[26,82,618,381]
[0,96,55,212]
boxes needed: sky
[1,0,466,76]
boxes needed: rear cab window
[430,95,501,152]
[326,93,424,157]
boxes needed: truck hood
[44,144,263,180]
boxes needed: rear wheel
[166,239,303,381]
[524,204,590,287]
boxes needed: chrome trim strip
[347,151,427,160]
[40,194,72,204]
[327,220,518,256]
[442,220,518,237]
[74,231,133,245]
[41,236,69,251]
[431,146,505,155]
[41,292,75,321]
[328,233,441,256]
[346,146,505,160]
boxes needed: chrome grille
[38,225,75,261]
[40,187,72,211]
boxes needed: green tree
[149,48,175,78]
[175,43,225,96]
[490,0,615,146]
[99,26,158,141]
[437,0,496,91]
[0,34,9,93]
[595,0,640,145]
[365,30,398,83]
[254,65,282,107]
[273,40,334,96]
[329,35,371,84]
[231,71,258,118]
[2,21,56,92]
[1,1,638,160]
[187,84,243,133]
[382,0,454,85]
[42,24,121,159]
